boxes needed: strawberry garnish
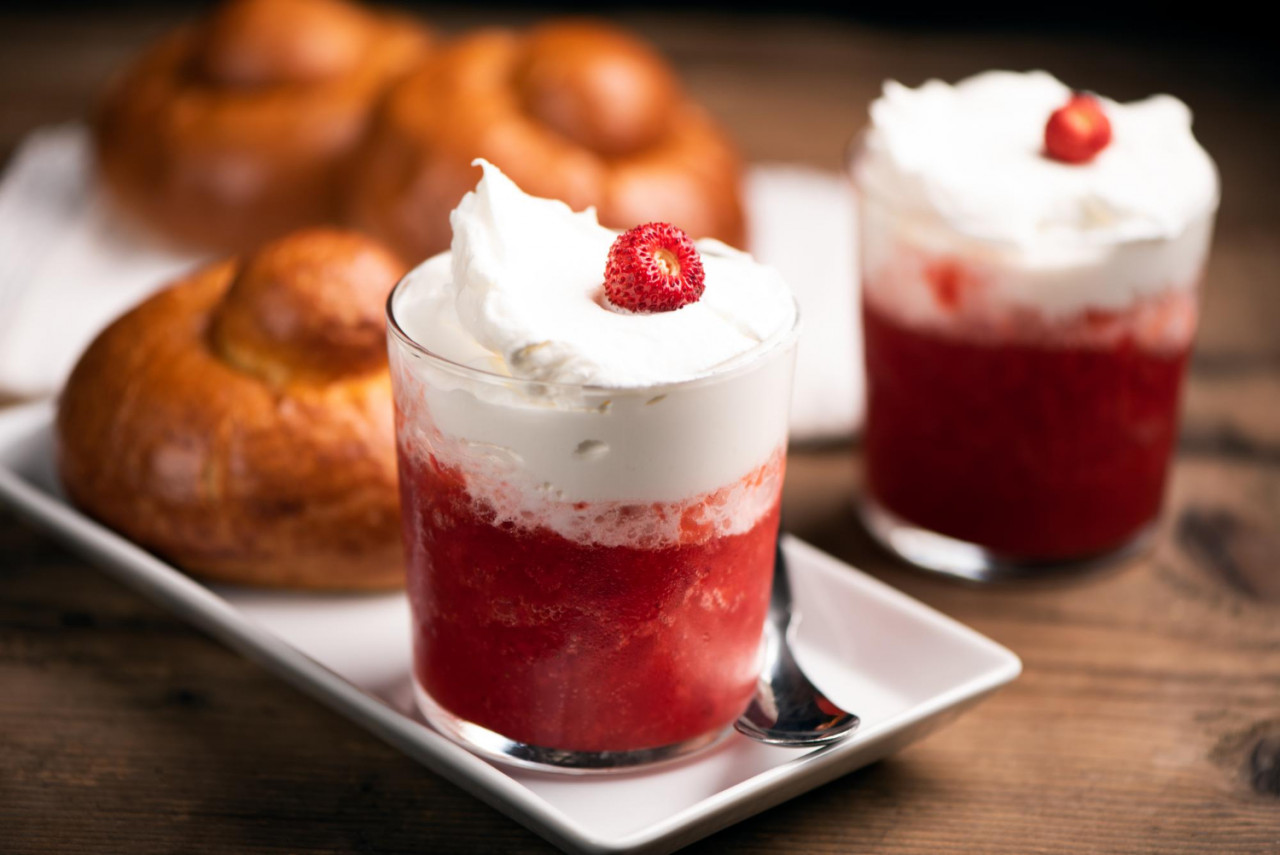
[1044,93,1112,164]
[603,222,705,313]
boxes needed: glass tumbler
[387,256,799,770]
[851,144,1217,581]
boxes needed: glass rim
[385,252,803,397]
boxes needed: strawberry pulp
[862,293,1191,560]
[398,446,781,753]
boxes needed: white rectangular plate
[0,401,1020,854]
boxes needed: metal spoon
[735,538,860,746]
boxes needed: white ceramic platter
[0,401,1020,854]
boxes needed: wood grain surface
[2,7,1278,854]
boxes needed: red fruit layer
[399,448,780,753]
[863,294,1189,559]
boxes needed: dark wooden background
[2,6,1279,854]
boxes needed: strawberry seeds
[603,222,706,313]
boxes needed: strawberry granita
[398,440,783,755]
[387,162,798,767]
[862,276,1194,562]
[851,72,1219,576]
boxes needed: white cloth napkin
[0,126,209,397]
[0,124,862,439]
[745,165,862,441]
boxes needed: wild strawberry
[1044,93,1112,164]
[603,222,705,313]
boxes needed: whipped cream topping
[388,161,798,532]
[855,71,1219,326]
[856,70,1219,249]
[395,160,796,388]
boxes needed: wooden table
[2,8,1278,854]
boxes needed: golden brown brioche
[94,0,431,252]
[346,20,746,262]
[57,229,408,590]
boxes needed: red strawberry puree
[862,276,1195,560]
[398,441,782,752]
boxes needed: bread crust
[94,0,431,252]
[56,229,408,590]
[347,20,746,262]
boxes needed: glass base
[413,683,731,774]
[857,496,1157,583]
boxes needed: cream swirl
[389,160,798,515]
[854,70,1220,321]
[395,159,796,388]
[857,70,1219,247]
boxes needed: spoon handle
[735,536,861,747]
[768,537,794,623]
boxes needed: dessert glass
[387,264,799,770]
[850,145,1216,581]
